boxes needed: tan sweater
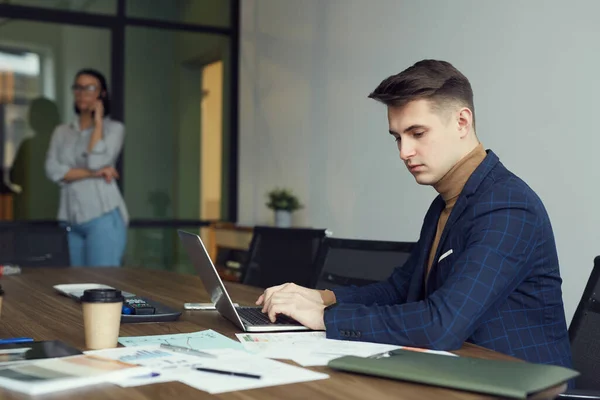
[425,144,487,288]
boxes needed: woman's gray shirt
[45,117,129,225]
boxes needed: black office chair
[557,256,600,399]
[311,237,415,290]
[242,226,327,289]
[0,221,70,267]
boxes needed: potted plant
[266,188,303,228]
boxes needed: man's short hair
[369,60,475,128]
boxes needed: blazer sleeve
[324,189,540,350]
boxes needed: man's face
[388,99,466,186]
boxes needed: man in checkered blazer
[257,60,572,369]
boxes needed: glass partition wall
[0,0,239,272]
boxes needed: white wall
[239,0,600,323]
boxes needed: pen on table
[194,367,261,379]
[159,343,216,358]
[0,337,34,345]
[369,349,405,359]
[368,351,391,359]
[134,372,161,379]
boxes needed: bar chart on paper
[85,345,207,388]
[118,349,172,363]
[118,329,243,351]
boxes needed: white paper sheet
[236,331,327,359]
[236,332,457,366]
[85,346,329,393]
[178,349,329,394]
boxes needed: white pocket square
[438,249,453,262]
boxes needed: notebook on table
[328,349,578,399]
[0,354,148,395]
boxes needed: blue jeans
[67,208,127,267]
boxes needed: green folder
[327,350,578,399]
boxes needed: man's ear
[457,107,473,138]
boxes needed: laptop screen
[177,230,246,330]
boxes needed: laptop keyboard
[237,307,301,326]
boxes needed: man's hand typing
[256,283,329,330]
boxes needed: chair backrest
[568,256,600,390]
[242,226,327,288]
[312,237,415,290]
[0,222,70,267]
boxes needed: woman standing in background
[45,69,128,266]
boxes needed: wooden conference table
[0,268,567,399]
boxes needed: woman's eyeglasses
[71,84,98,93]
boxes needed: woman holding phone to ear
[45,68,128,267]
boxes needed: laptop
[178,230,309,332]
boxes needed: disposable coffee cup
[0,284,4,317]
[81,288,123,350]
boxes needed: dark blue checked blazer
[325,150,572,369]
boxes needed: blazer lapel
[424,150,501,294]
[406,196,444,302]
[425,195,469,293]
[433,195,469,262]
